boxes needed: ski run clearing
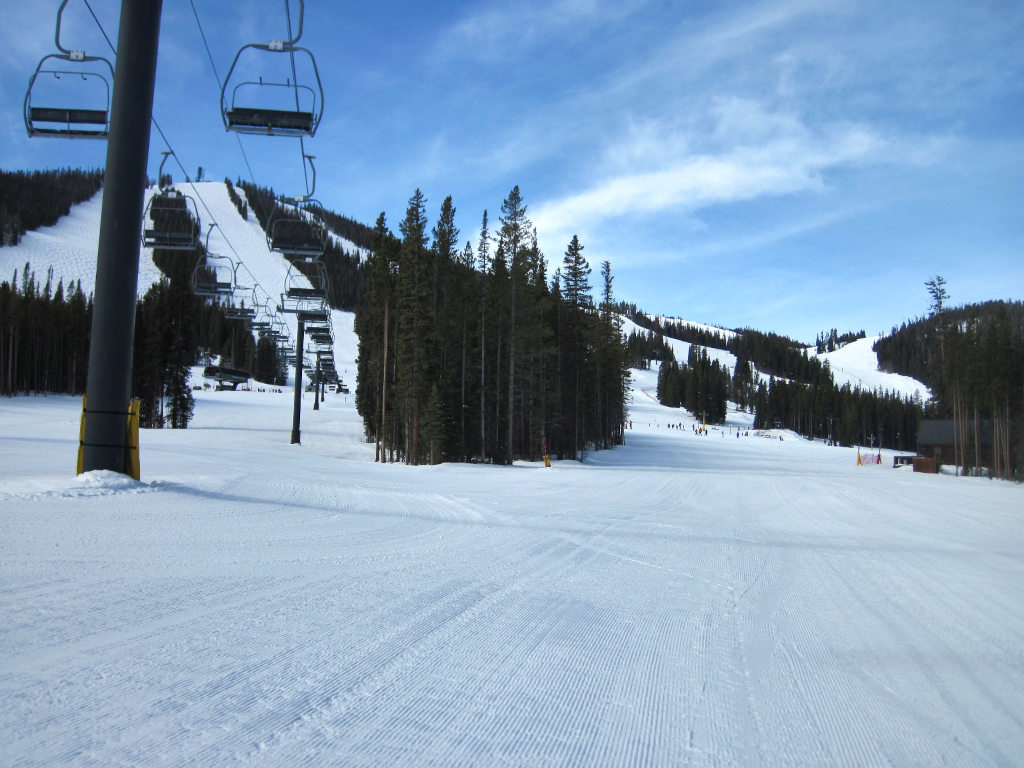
[3,346,1023,767]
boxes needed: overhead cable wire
[284,0,311,198]
[189,0,256,185]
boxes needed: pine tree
[498,186,531,464]
[395,190,431,464]
[560,235,591,459]
[476,210,490,461]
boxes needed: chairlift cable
[82,0,116,53]
[284,0,311,195]
[189,0,256,185]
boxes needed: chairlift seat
[143,229,197,250]
[27,107,109,138]
[31,107,107,124]
[194,281,233,297]
[225,106,315,136]
[224,306,256,320]
[274,238,325,257]
[297,309,329,324]
[287,287,324,299]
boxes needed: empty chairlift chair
[142,153,200,251]
[143,190,201,251]
[24,2,114,139]
[192,226,236,299]
[280,260,329,315]
[192,252,236,299]
[220,1,324,138]
[224,286,258,323]
[268,208,327,258]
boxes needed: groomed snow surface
[2,344,1022,767]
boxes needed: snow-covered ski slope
[622,316,929,401]
[2,349,1021,766]
[0,190,165,298]
[0,181,365,353]
[812,335,930,401]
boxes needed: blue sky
[2,0,1022,344]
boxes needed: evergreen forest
[874,289,1023,478]
[354,187,630,465]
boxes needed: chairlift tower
[80,0,164,475]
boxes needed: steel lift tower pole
[80,0,163,474]
[291,318,305,444]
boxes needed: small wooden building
[916,419,994,468]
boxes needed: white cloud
[534,100,886,243]
[432,0,647,62]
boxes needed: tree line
[1,263,91,395]
[626,311,732,351]
[656,346,731,424]
[1,256,271,427]
[1,168,104,247]
[816,328,865,354]
[355,187,629,466]
[877,281,1022,478]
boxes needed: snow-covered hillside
[622,315,739,372]
[812,335,930,401]
[0,189,164,298]
[2,346,1021,765]
[0,181,365,358]
[621,316,930,400]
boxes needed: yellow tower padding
[77,396,141,480]
[76,395,86,475]
[125,399,141,481]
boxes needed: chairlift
[142,193,201,251]
[220,0,324,137]
[193,255,235,298]
[280,260,329,314]
[268,205,327,258]
[267,316,289,340]
[142,152,201,250]
[224,287,258,323]
[24,1,114,139]
[192,226,235,298]
[224,303,256,322]
[267,157,328,257]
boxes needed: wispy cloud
[432,0,647,63]
[534,99,886,244]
